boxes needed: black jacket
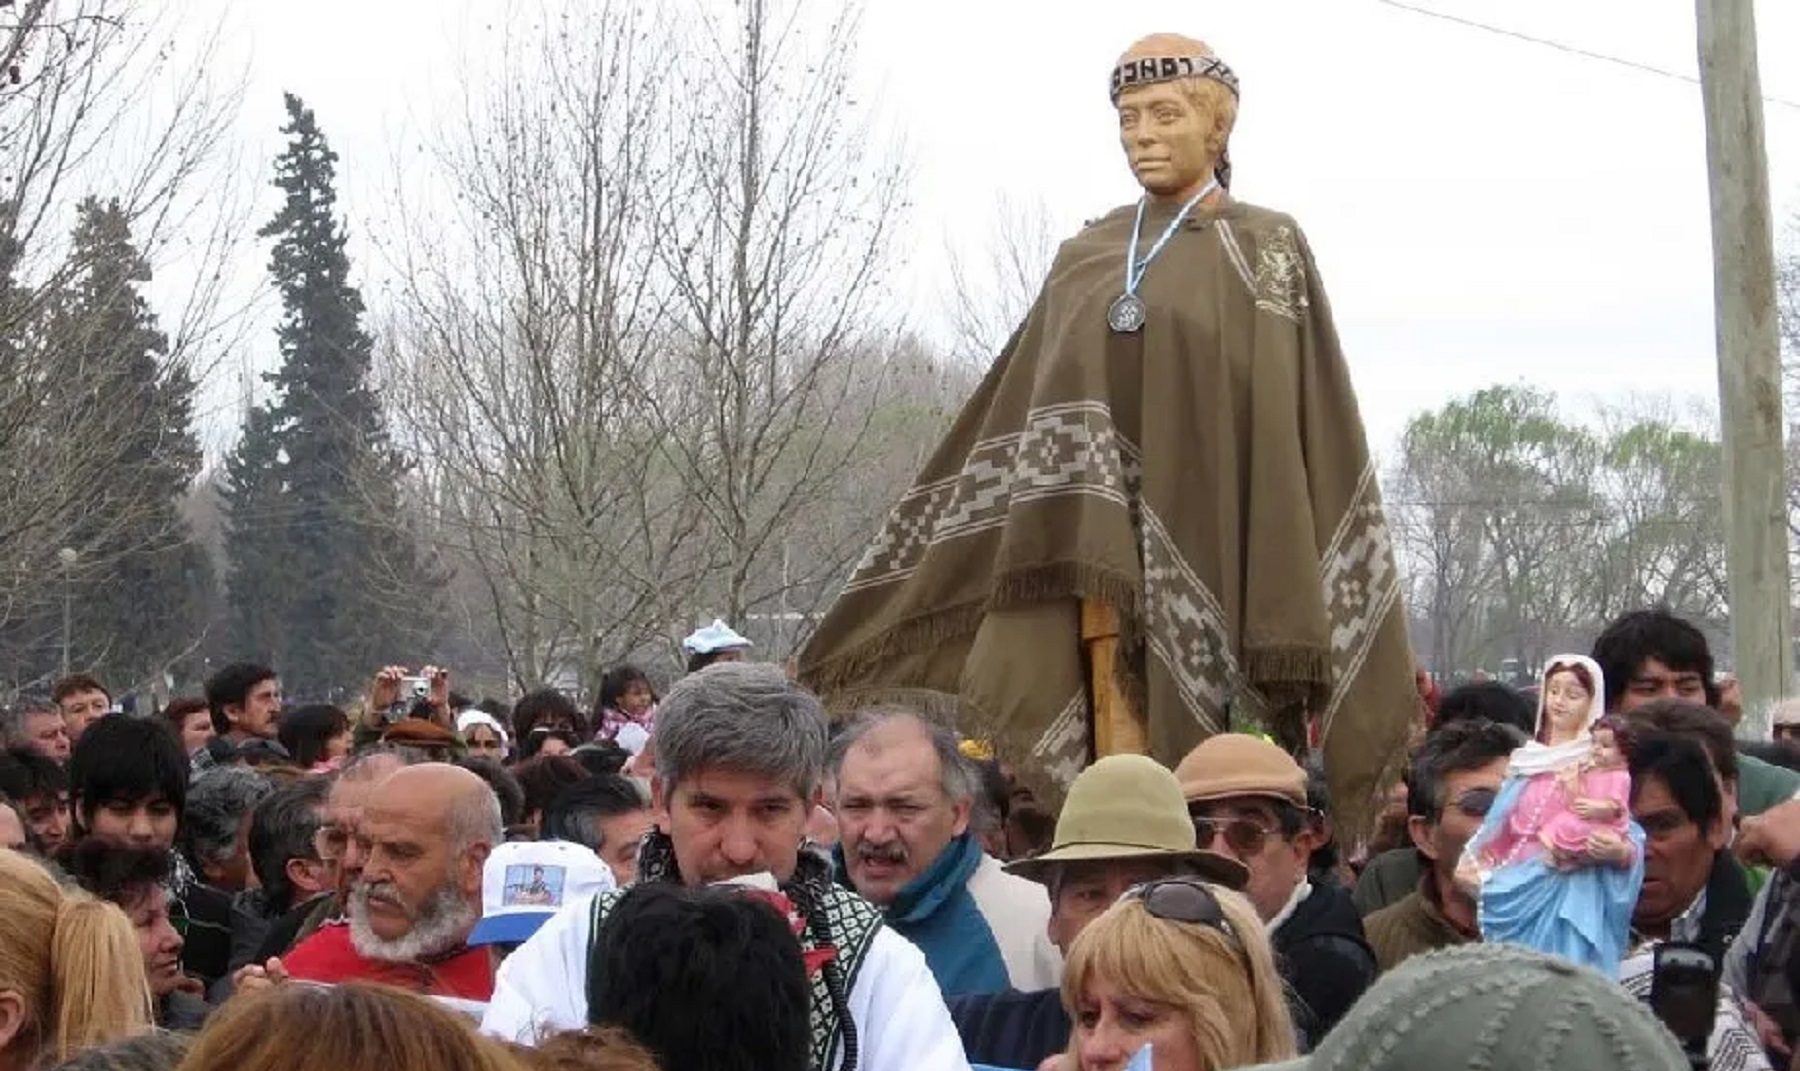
[949,986,1070,1070]
[1272,881,1378,1045]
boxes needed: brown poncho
[800,197,1417,833]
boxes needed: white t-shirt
[480,891,972,1071]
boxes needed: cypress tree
[44,198,205,688]
[222,93,435,695]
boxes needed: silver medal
[1107,292,1146,333]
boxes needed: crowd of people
[0,608,1796,1070]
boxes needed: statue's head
[1110,33,1239,202]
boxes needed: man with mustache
[483,662,970,1070]
[830,708,1060,997]
[280,762,501,999]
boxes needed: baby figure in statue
[1539,721,1633,870]
[1457,655,1644,976]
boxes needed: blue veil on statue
[1457,654,1645,976]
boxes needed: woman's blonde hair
[1061,883,1295,1071]
[0,849,152,1065]
[176,983,527,1071]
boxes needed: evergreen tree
[43,198,206,689]
[222,93,437,696]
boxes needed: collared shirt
[1266,878,1314,935]
[1633,887,1709,954]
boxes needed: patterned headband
[1109,53,1240,190]
[1109,53,1241,104]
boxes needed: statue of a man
[800,33,1417,831]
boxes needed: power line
[1372,0,1800,111]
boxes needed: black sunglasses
[1126,877,1237,941]
[1191,814,1278,857]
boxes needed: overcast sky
[180,0,1800,457]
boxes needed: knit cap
[1238,943,1688,1071]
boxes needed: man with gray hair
[280,763,501,999]
[831,707,1059,996]
[483,662,971,1070]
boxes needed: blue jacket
[836,834,1059,997]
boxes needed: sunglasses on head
[1190,814,1279,857]
[1125,877,1237,941]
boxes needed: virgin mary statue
[1459,654,1644,975]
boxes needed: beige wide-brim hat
[1006,754,1249,890]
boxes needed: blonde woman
[1057,878,1295,1071]
[0,848,153,1067]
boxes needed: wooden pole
[1082,598,1147,755]
[1695,0,1792,719]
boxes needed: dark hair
[1434,681,1536,736]
[597,665,656,717]
[205,663,278,735]
[591,884,810,1071]
[1406,719,1527,822]
[67,715,189,825]
[56,838,172,905]
[512,755,589,824]
[512,689,583,743]
[685,650,733,674]
[1739,740,1800,773]
[46,1030,189,1071]
[159,697,210,739]
[0,744,68,804]
[569,743,630,778]
[51,674,110,705]
[520,726,581,762]
[455,756,526,829]
[542,776,649,852]
[1622,699,1738,785]
[1627,731,1723,833]
[1591,608,1720,711]
[249,777,330,914]
[277,704,350,769]
[971,759,1011,837]
[1302,757,1341,882]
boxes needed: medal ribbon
[1121,177,1219,301]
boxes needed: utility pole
[1695,0,1791,719]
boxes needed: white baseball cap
[681,618,753,655]
[468,840,617,947]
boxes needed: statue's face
[1116,80,1218,200]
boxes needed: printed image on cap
[504,863,565,907]
[469,840,617,947]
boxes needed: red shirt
[282,921,494,1000]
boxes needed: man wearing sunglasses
[1363,718,1523,973]
[1176,734,1375,1043]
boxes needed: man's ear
[461,841,492,898]
[950,797,973,838]
[651,776,670,833]
[286,856,330,898]
[1408,814,1438,861]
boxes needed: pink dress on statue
[1480,765,1630,867]
[1539,767,1631,854]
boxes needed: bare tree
[942,192,1059,366]
[382,0,943,688]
